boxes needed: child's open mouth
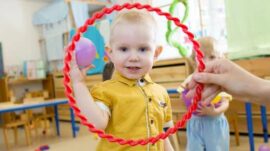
[127,66,141,72]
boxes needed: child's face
[203,50,221,63]
[193,48,222,70]
[108,22,161,80]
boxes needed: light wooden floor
[0,122,269,151]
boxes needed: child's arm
[196,98,229,117]
[70,63,109,130]
[164,137,174,151]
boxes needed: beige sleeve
[177,75,193,93]
[218,92,233,101]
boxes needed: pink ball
[259,144,270,151]
[75,37,96,68]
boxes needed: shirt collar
[112,71,153,86]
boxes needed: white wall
[115,0,151,5]
[225,0,270,59]
[0,0,186,69]
[0,0,50,67]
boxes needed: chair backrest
[149,58,191,123]
[23,97,46,114]
[24,90,49,99]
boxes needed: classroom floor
[0,122,268,151]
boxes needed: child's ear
[154,46,163,60]
[105,46,112,57]
[105,46,111,53]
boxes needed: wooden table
[0,98,79,138]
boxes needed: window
[152,0,227,59]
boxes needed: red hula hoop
[63,2,205,146]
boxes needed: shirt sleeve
[95,101,111,116]
[211,92,232,105]
[177,75,192,93]
[90,84,113,110]
[219,92,233,101]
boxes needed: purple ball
[259,144,270,151]
[181,89,199,115]
[181,89,222,115]
[75,37,96,68]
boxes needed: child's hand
[196,103,220,117]
[70,52,95,83]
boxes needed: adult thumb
[193,72,224,86]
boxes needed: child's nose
[129,51,139,62]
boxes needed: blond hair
[189,37,224,72]
[109,10,157,44]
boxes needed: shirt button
[150,119,154,124]
[149,98,152,102]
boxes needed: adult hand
[186,58,263,104]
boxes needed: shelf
[8,78,45,85]
[65,0,111,6]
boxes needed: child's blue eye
[139,47,147,52]
[119,47,128,52]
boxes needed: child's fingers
[88,64,95,69]
[82,64,95,71]
[81,64,95,75]
[196,110,205,116]
[199,103,206,108]
[197,112,204,116]
[209,103,215,109]
[197,103,203,109]
[202,90,220,106]
[70,54,80,72]
[70,50,78,68]
[196,107,202,113]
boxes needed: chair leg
[44,119,50,134]
[51,118,57,135]
[170,133,181,151]
[3,128,10,150]
[24,124,31,145]
[28,123,33,140]
[232,118,240,146]
[176,114,181,145]
[13,127,18,145]
[33,119,39,137]
[176,130,181,145]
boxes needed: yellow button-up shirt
[91,71,173,151]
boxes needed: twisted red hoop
[63,3,205,146]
